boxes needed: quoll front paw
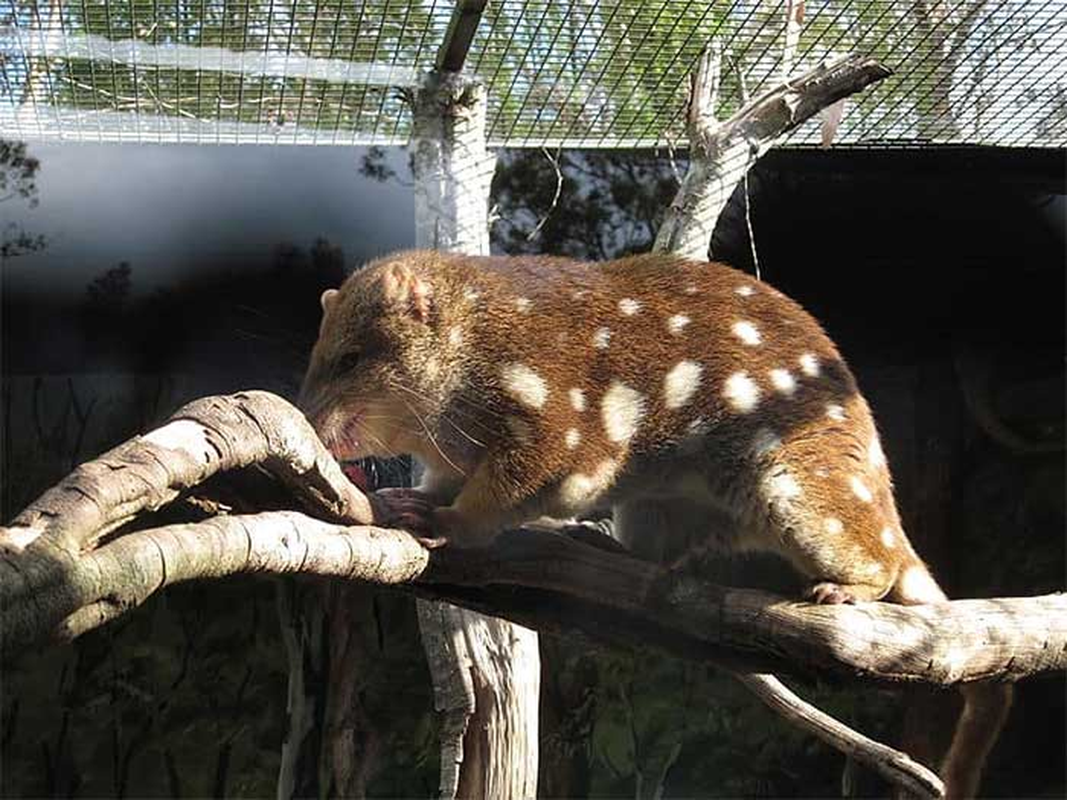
[371,488,434,531]
[808,581,856,605]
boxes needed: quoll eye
[336,351,362,373]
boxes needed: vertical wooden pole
[409,70,540,800]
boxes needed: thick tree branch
[4,391,1062,799]
[6,505,1062,682]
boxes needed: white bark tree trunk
[409,70,540,800]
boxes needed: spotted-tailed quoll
[299,249,1012,799]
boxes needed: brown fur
[299,250,1011,795]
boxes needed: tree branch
[654,50,892,260]
[4,391,1062,798]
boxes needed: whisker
[440,413,487,448]
[400,397,466,477]
[389,381,504,439]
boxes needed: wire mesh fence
[1,0,1064,148]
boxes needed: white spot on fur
[569,388,586,412]
[799,353,820,377]
[565,428,581,449]
[601,382,646,443]
[751,428,782,459]
[507,416,532,443]
[824,517,844,535]
[463,288,480,302]
[448,327,463,346]
[880,527,897,548]
[684,284,698,295]
[826,404,846,421]
[898,565,946,604]
[723,372,760,412]
[667,314,691,335]
[769,368,796,396]
[814,467,830,478]
[850,475,873,503]
[572,289,589,301]
[515,296,531,312]
[663,360,704,409]
[593,327,612,349]
[501,363,549,409]
[559,459,618,507]
[618,297,641,316]
[869,436,886,468]
[762,467,803,516]
[732,320,762,346]
[735,285,755,297]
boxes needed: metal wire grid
[1,0,1065,148]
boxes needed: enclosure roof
[2,0,1065,149]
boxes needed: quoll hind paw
[808,582,857,605]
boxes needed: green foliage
[0,138,45,259]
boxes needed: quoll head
[298,255,465,461]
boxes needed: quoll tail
[890,560,1014,799]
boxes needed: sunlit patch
[684,284,698,295]
[869,436,886,468]
[142,420,214,462]
[732,320,762,346]
[663,360,704,409]
[723,372,760,412]
[601,381,646,443]
[500,363,549,409]
[898,565,946,604]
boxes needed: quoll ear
[320,288,339,313]
[380,264,433,324]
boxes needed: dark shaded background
[1,142,1064,797]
